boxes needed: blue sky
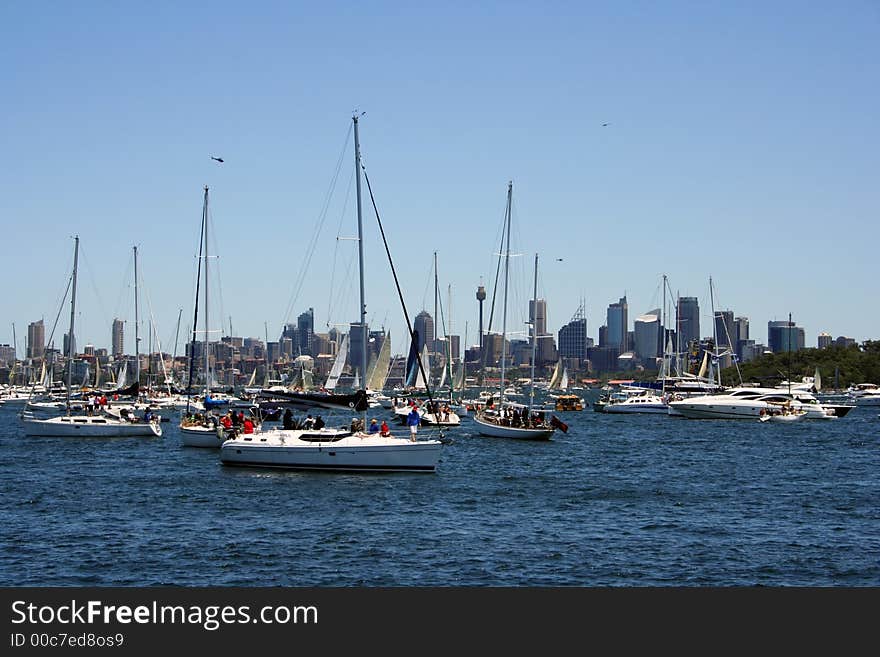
[2,1,878,357]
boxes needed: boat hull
[220,432,441,472]
[472,415,555,440]
[22,415,162,437]
[180,425,225,447]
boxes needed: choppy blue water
[2,398,878,586]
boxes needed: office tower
[606,296,628,350]
[817,332,832,349]
[112,318,125,356]
[297,307,314,356]
[413,311,434,353]
[714,310,734,348]
[768,320,805,353]
[677,297,700,349]
[558,304,588,360]
[27,319,45,359]
[634,310,661,360]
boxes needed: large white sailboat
[473,189,559,440]
[21,237,162,438]
[180,187,228,447]
[221,114,442,472]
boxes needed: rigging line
[111,257,134,327]
[360,165,444,441]
[280,125,354,331]
[205,207,227,340]
[479,198,508,388]
[186,191,207,405]
[325,166,356,329]
[77,244,112,338]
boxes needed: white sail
[438,362,447,389]
[366,333,391,392]
[81,364,90,389]
[548,358,562,389]
[560,367,569,391]
[116,360,128,389]
[352,368,360,390]
[325,334,349,391]
[412,345,429,390]
[94,363,102,389]
[813,366,822,392]
[246,367,256,387]
[453,362,465,392]
[697,351,708,380]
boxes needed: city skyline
[2,4,877,353]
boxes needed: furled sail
[325,334,349,391]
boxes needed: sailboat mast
[788,312,792,395]
[353,114,367,422]
[529,253,538,413]
[134,245,140,391]
[709,276,719,387]
[499,181,512,397]
[66,236,80,411]
[204,186,210,394]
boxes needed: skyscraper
[714,310,734,348]
[413,311,434,353]
[297,307,314,356]
[349,321,368,378]
[558,304,588,360]
[606,296,628,350]
[677,297,700,350]
[768,320,805,353]
[634,310,661,360]
[27,319,45,359]
[112,318,125,356]
[817,332,832,349]
[529,298,547,336]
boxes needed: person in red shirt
[380,419,390,437]
[242,417,255,434]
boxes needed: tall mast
[499,181,512,397]
[788,312,793,396]
[11,323,16,362]
[661,274,667,394]
[709,276,718,387]
[172,307,182,383]
[204,186,210,394]
[529,253,538,413]
[134,245,140,391]
[66,236,79,412]
[353,113,367,426]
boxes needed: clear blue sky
[2,1,878,357]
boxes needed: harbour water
[2,399,878,586]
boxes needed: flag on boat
[550,415,568,433]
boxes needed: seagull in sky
[556,258,564,261]
[211,156,224,163]
[602,123,610,127]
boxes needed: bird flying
[211,156,224,163]
[602,123,610,127]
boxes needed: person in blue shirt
[406,407,421,441]
[368,418,380,434]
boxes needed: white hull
[472,414,555,440]
[603,403,668,414]
[180,424,225,447]
[22,414,162,437]
[220,429,441,472]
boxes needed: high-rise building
[413,311,434,353]
[558,304,588,361]
[606,296,628,350]
[817,332,832,349]
[768,320,805,353]
[0,344,15,367]
[734,316,750,360]
[63,332,76,358]
[676,297,699,350]
[112,318,125,356]
[529,298,547,337]
[634,310,661,361]
[714,310,734,348]
[27,320,45,359]
[349,321,369,377]
[297,308,314,356]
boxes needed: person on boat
[304,414,315,429]
[406,406,421,441]
[368,418,380,434]
[313,415,325,430]
[282,409,294,430]
[143,406,153,423]
[242,417,254,434]
[221,412,233,430]
[380,419,390,437]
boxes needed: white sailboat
[473,186,559,440]
[221,113,442,472]
[22,237,162,437]
[180,187,227,447]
